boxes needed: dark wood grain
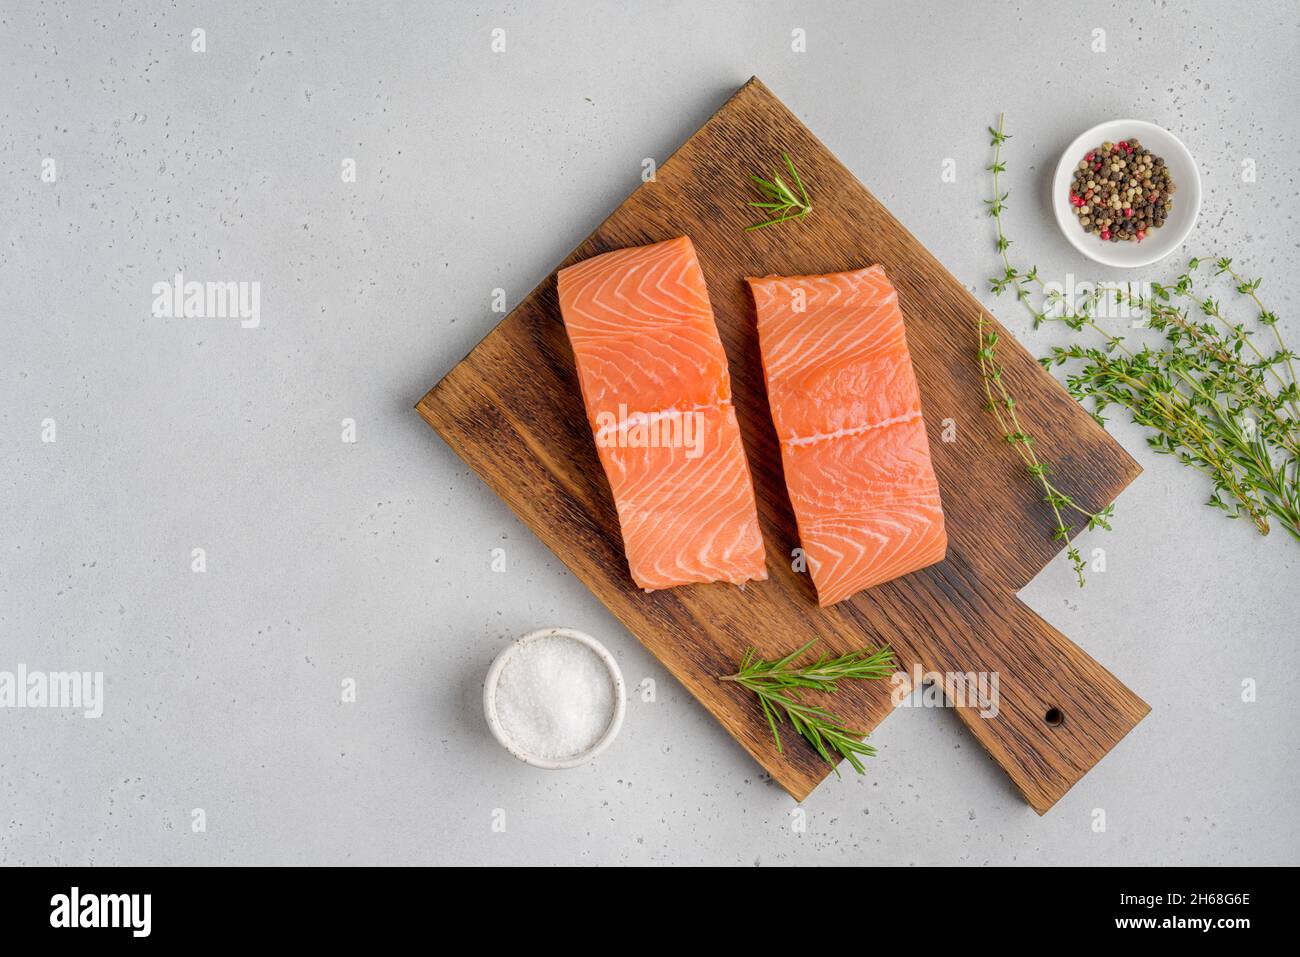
[417,78,1149,812]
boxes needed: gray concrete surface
[2,1,1297,866]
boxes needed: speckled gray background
[2,1,1297,866]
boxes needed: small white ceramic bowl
[1052,119,1201,269]
[483,627,626,769]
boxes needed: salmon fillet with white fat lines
[558,236,767,591]
[748,265,947,606]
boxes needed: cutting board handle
[923,597,1148,814]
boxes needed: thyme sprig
[977,315,1114,585]
[745,153,813,231]
[721,640,894,775]
[983,114,1114,586]
[985,113,1300,543]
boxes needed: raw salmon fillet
[558,236,767,591]
[748,265,946,606]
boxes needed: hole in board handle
[1044,707,1065,727]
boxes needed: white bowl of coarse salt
[483,627,626,769]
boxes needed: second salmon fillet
[558,237,767,591]
[748,265,947,605]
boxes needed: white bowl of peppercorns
[1053,119,1201,269]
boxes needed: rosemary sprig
[745,153,813,231]
[983,113,1114,586]
[720,640,894,775]
[985,113,1300,544]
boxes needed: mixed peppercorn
[1068,138,1175,243]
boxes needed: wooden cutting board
[418,77,1148,813]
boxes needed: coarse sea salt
[494,633,616,759]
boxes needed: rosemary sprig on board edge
[745,153,813,231]
[720,640,894,775]
[983,114,1114,586]
[985,112,1300,544]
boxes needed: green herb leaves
[721,641,894,774]
[982,113,1115,586]
[978,314,1113,586]
[1043,264,1300,541]
[985,113,1300,548]
[745,153,813,231]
